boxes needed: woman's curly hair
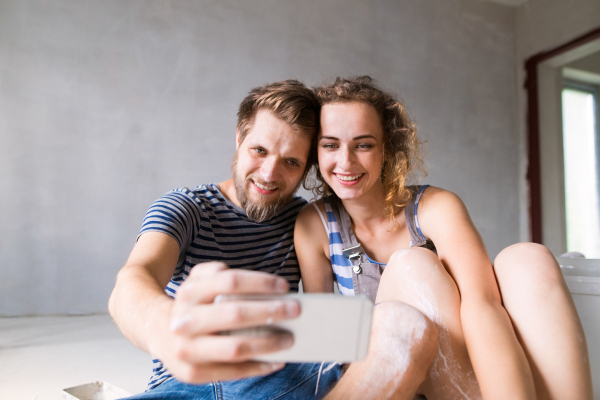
[310,76,427,226]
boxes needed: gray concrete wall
[0,0,519,315]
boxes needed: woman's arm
[418,187,536,399]
[294,202,335,293]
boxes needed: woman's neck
[339,184,393,231]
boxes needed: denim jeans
[121,362,344,400]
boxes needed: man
[109,80,437,400]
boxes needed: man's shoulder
[146,184,231,222]
[160,184,224,205]
[168,183,216,197]
[277,195,309,219]
[290,195,309,208]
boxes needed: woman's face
[318,101,385,201]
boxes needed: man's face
[232,108,311,222]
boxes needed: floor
[2,296,599,399]
[0,315,150,400]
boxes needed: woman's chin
[331,187,364,201]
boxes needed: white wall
[0,0,520,315]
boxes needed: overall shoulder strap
[404,185,429,247]
[330,200,369,267]
[329,202,358,248]
[337,202,359,248]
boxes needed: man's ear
[235,129,241,149]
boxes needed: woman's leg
[493,243,593,400]
[325,301,438,400]
[376,247,481,400]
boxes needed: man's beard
[231,152,297,223]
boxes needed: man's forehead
[245,110,309,146]
[250,108,293,129]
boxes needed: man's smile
[251,179,279,194]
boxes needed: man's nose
[259,157,280,182]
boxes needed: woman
[294,76,593,399]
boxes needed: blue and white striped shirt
[138,184,306,389]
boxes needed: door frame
[524,27,600,249]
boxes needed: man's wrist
[146,295,176,358]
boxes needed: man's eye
[287,160,299,167]
[254,148,266,154]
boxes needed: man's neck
[217,179,242,208]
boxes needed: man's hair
[237,79,318,138]
[312,76,427,224]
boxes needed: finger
[174,262,230,304]
[171,300,301,335]
[174,333,295,364]
[173,361,285,385]
[188,262,229,278]
[177,269,289,304]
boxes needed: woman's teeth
[254,181,277,191]
[337,174,363,182]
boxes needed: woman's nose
[337,146,355,169]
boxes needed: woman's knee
[493,242,564,293]
[384,247,444,282]
[378,247,460,310]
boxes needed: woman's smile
[334,173,365,185]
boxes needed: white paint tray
[62,381,131,400]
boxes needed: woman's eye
[254,148,266,154]
[358,143,374,149]
[322,143,337,149]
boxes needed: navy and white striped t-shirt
[138,183,307,389]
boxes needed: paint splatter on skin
[394,249,411,257]
[357,304,428,399]
[169,315,191,331]
[411,282,482,400]
[269,301,283,313]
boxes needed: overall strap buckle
[342,244,364,274]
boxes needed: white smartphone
[214,293,373,363]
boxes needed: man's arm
[109,231,301,383]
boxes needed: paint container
[62,381,131,400]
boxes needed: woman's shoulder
[418,185,463,206]
[296,198,329,229]
[295,199,330,245]
[417,186,471,227]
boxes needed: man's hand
[151,262,301,384]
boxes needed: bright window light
[562,87,600,258]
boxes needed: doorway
[525,27,600,256]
